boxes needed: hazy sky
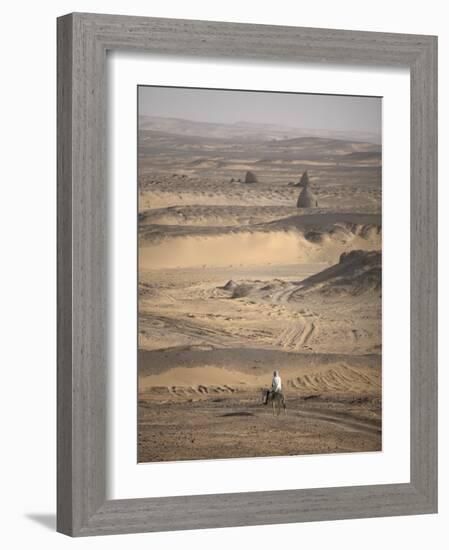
[138,86,381,139]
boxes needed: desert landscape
[137,90,382,462]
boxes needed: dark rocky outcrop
[297,250,381,296]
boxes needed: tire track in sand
[295,408,381,436]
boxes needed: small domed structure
[244,170,258,183]
[297,185,318,208]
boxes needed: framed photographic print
[57,13,437,536]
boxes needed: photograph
[137,85,382,463]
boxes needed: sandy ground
[139,392,381,462]
[137,117,382,462]
[138,349,381,461]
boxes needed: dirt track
[138,391,381,462]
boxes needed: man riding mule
[262,370,286,416]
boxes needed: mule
[262,389,286,416]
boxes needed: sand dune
[225,250,381,300]
[139,223,380,270]
[139,356,380,398]
[139,205,297,227]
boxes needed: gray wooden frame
[57,12,438,537]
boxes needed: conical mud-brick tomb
[297,170,310,187]
[244,170,258,183]
[296,171,318,207]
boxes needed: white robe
[272,375,282,393]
